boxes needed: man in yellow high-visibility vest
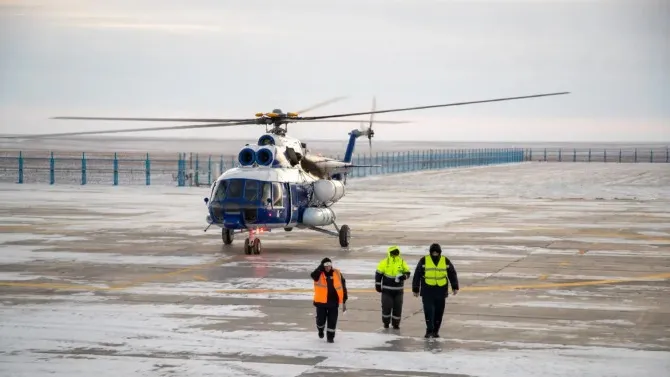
[411,243,459,338]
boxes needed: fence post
[146,153,151,185]
[619,149,622,163]
[177,153,182,186]
[81,152,87,185]
[604,149,607,163]
[195,153,200,186]
[588,149,591,162]
[50,152,55,185]
[634,148,638,163]
[18,151,23,184]
[208,155,212,185]
[573,149,576,162]
[179,153,186,187]
[650,150,653,163]
[113,152,119,186]
[666,148,669,163]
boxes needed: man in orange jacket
[310,257,349,343]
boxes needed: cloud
[0,0,667,141]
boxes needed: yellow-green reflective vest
[424,255,448,286]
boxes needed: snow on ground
[344,162,670,200]
[1,164,669,376]
[1,296,669,377]
[0,244,221,266]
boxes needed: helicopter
[5,92,570,254]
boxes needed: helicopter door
[270,182,288,224]
[283,183,291,225]
[288,184,299,226]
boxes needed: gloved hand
[318,264,325,271]
[399,275,406,281]
[375,285,382,293]
[413,291,419,297]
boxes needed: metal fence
[524,147,669,163]
[0,148,524,186]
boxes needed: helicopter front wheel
[244,237,262,255]
[222,228,234,245]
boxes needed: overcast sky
[1,0,668,142]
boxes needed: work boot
[432,332,440,338]
[383,323,389,329]
[424,330,432,338]
[392,324,400,330]
[327,338,334,343]
[318,328,324,339]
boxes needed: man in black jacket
[412,243,459,338]
[310,257,348,343]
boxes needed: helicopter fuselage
[202,130,360,254]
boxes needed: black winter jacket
[411,255,459,297]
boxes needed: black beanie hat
[321,257,332,265]
[429,243,442,253]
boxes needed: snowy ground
[1,162,669,376]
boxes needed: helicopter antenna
[368,96,376,176]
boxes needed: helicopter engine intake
[255,147,274,166]
[238,147,256,166]
[302,207,336,226]
[313,179,346,204]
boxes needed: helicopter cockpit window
[214,181,228,200]
[244,180,259,202]
[272,182,283,207]
[261,182,272,205]
[226,179,243,198]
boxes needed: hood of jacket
[387,245,401,259]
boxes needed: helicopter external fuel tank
[302,207,336,227]
[312,179,346,204]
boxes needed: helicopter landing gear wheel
[244,238,251,255]
[244,236,262,255]
[222,228,234,245]
[338,224,350,248]
[252,238,262,255]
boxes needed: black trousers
[422,294,446,333]
[316,306,339,339]
[381,290,404,326]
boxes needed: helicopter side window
[214,181,228,200]
[244,180,259,202]
[272,182,283,207]
[227,179,243,198]
[261,182,272,206]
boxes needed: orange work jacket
[314,269,344,304]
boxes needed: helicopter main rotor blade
[51,116,252,122]
[300,92,570,121]
[3,120,256,139]
[295,96,348,114]
[289,119,408,124]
